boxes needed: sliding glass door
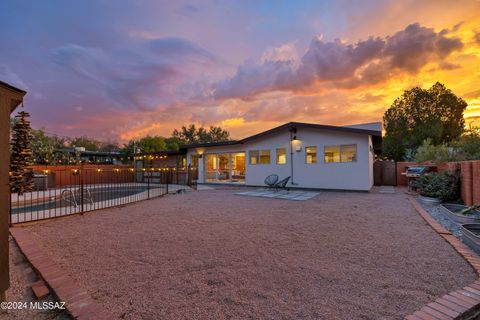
[204,152,245,183]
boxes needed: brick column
[472,161,480,205]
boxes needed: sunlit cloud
[1,0,480,142]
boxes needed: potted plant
[440,203,480,224]
[417,170,460,206]
[461,223,480,252]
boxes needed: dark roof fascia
[0,80,27,94]
[180,140,241,149]
[139,150,187,156]
[240,122,381,143]
[180,122,381,150]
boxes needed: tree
[164,137,185,151]
[172,124,230,144]
[138,135,166,153]
[31,128,66,164]
[382,82,467,160]
[10,111,34,195]
[69,136,101,151]
[119,136,166,161]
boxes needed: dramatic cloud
[214,23,464,100]
[50,38,221,110]
[1,0,479,141]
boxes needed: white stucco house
[183,122,382,191]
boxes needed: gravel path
[22,188,475,319]
[0,238,70,320]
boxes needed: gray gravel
[419,200,480,255]
[418,201,463,237]
[22,188,476,320]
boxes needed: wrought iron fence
[10,166,197,225]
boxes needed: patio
[16,188,476,319]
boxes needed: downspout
[289,127,298,185]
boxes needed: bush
[417,170,460,202]
[414,138,463,164]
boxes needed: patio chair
[264,174,279,188]
[274,176,290,192]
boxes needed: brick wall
[472,161,480,205]
[397,160,480,205]
[461,161,473,206]
[396,162,417,186]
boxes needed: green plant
[414,138,465,163]
[417,170,460,202]
[460,204,480,215]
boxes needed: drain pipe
[289,127,298,185]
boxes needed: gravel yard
[20,188,476,319]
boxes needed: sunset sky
[2,0,480,143]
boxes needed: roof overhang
[181,122,382,151]
[0,80,27,113]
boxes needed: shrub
[414,138,463,164]
[417,170,460,202]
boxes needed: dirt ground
[20,188,476,319]
[1,238,70,320]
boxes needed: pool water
[11,185,161,214]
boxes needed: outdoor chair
[274,176,290,192]
[264,174,279,188]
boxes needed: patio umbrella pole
[289,128,298,185]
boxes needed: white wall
[187,127,374,191]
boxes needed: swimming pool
[10,184,170,222]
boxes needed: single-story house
[184,122,382,191]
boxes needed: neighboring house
[184,122,382,191]
[52,148,121,165]
[0,80,26,301]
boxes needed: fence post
[166,170,169,195]
[147,171,150,200]
[80,165,84,215]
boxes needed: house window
[249,150,270,164]
[306,146,317,164]
[324,144,357,163]
[249,151,259,165]
[341,144,357,162]
[259,150,271,164]
[276,148,286,164]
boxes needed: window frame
[323,144,357,163]
[249,150,259,165]
[249,149,271,165]
[276,148,287,165]
[259,150,271,164]
[305,146,317,164]
[340,144,357,162]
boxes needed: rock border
[406,196,480,320]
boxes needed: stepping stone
[31,280,49,299]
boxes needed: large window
[276,148,286,164]
[249,150,270,165]
[206,152,246,183]
[306,146,317,164]
[324,144,357,163]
